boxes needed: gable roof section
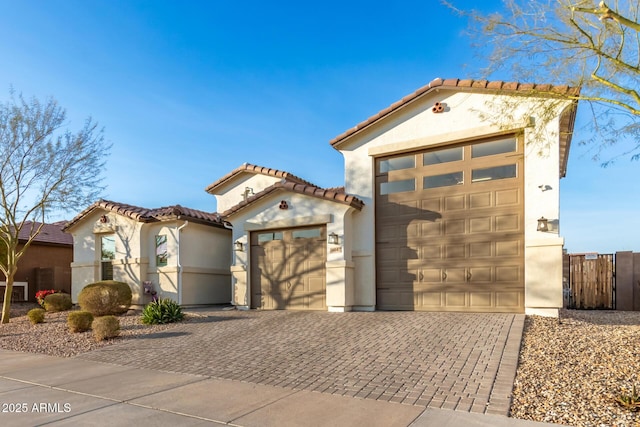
[330,78,580,148]
[205,163,318,194]
[222,181,364,218]
[17,221,73,246]
[64,199,228,231]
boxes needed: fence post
[615,251,634,311]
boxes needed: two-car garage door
[375,136,525,312]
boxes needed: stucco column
[525,238,564,316]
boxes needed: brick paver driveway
[78,310,524,415]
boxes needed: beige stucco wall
[69,209,145,303]
[213,173,282,213]
[225,190,358,311]
[69,210,231,306]
[337,89,571,315]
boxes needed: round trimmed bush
[93,315,120,341]
[78,280,132,316]
[67,311,94,333]
[43,292,72,312]
[27,308,46,324]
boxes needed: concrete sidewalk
[0,349,558,427]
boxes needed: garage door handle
[419,272,424,281]
[467,271,472,281]
[442,271,447,281]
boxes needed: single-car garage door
[375,136,524,312]
[250,226,326,310]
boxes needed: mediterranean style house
[67,78,578,316]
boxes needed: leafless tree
[450,0,640,162]
[0,91,109,323]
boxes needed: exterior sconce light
[328,232,339,245]
[537,217,549,232]
[234,241,244,251]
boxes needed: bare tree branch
[0,91,110,323]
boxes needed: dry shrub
[43,292,72,312]
[67,311,94,333]
[27,308,45,324]
[78,281,132,316]
[92,315,120,341]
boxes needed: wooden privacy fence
[565,253,615,309]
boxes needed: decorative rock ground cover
[511,310,640,427]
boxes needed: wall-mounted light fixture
[537,217,549,232]
[328,232,339,245]
[234,241,244,251]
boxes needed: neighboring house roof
[16,221,73,246]
[205,163,318,194]
[222,180,364,218]
[64,199,229,231]
[329,77,579,177]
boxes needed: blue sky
[0,0,637,254]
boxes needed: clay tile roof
[205,163,318,194]
[221,180,364,218]
[64,199,227,231]
[17,221,73,246]
[329,77,580,148]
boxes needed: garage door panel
[469,191,492,209]
[444,219,465,235]
[444,194,465,211]
[469,242,492,258]
[496,214,520,231]
[495,266,521,282]
[445,292,466,307]
[376,136,524,312]
[251,226,326,310]
[469,217,492,233]
[445,244,465,259]
[495,188,520,206]
[469,292,493,308]
[495,240,521,257]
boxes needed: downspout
[177,221,189,305]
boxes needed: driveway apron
[78,310,524,415]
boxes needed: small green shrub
[92,315,120,341]
[67,311,94,333]
[141,299,184,325]
[78,280,132,316]
[27,308,45,325]
[616,385,640,412]
[43,292,72,312]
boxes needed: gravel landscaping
[1,303,638,425]
[0,302,191,357]
[511,309,640,427]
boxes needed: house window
[472,164,517,182]
[258,232,283,242]
[423,147,463,165]
[156,235,168,267]
[471,138,516,158]
[379,155,415,173]
[423,171,464,189]
[380,179,415,195]
[292,228,322,239]
[101,235,115,280]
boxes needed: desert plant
[616,385,640,412]
[92,315,120,341]
[27,308,45,325]
[78,280,132,316]
[141,298,184,325]
[43,292,72,312]
[67,311,94,333]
